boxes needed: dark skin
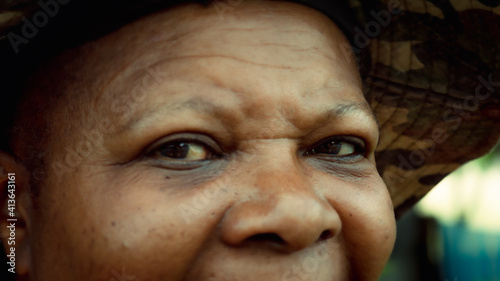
[0,1,396,280]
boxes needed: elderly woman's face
[17,1,395,281]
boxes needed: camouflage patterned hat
[348,0,500,216]
[0,0,499,216]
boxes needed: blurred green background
[380,144,500,281]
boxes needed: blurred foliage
[380,142,500,281]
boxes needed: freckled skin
[5,1,395,281]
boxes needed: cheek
[321,174,396,280]
[30,167,227,280]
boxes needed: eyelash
[303,136,366,159]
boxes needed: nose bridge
[221,145,342,252]
[245,139,323,202]
[255,167,314,198]
[241,138,317,199]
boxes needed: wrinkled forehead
[18,1,365,151]
[83,1,359,93]
[39,4,352,102]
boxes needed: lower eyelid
[312,154,366,165]
[148,156,213,169]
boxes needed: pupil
[316,141,341,154]
[161,142,190,158]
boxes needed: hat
[0,0,499,217]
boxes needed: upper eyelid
[146,133,219,152]
[146,134,226,162]
[302,136,367,157]
[305,136,366,150]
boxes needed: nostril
[318,230,333,242]
[247,233,286,245]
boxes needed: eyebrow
[119,98,379,136]
[328,102,380,130]
[118,98,232,134]
[324,102,381,146]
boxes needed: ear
[0,151,32,279]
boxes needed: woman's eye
[155,141,211,161]
[145,134,222,170]
[305,138,365,158]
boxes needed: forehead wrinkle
[89,21,210,104]
[89,1,347,107]
[115,13,323,80]
[101,47,308,110]
[74,1,367,139]
[161,54,307,71]
[99,50,308,128]
[241,42,338,64]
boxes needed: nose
[221,167,342,252]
